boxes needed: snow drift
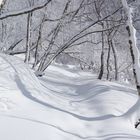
[0,54,139,140]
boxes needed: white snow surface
[0,54,140,140]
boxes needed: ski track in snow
[0,54,139,139]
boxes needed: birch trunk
[121,0,140,127]
[122,0,140,96]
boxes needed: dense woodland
[0,0,140,84]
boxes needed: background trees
[0,0,139,84]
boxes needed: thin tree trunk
[24,12,32,63]
[110,40,118,81]
[98,31,105,80]
[106,38,111,80]
[32,17,44,69]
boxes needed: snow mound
[0,54,139,140]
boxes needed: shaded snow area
[0,54,140,140]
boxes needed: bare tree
[36,0,73,75]
[24,0,34,63]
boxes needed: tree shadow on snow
[14,75,115,121]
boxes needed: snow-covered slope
[0,54,140,140]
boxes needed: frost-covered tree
[122,0,140,95]
[0,0,139,85]
[120,0,140,129]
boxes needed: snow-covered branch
[0,0,52,20]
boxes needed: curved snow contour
[0,54,140,140]
[0,54,116,121]
[0,54,136,118]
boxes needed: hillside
[0,54,139,140]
